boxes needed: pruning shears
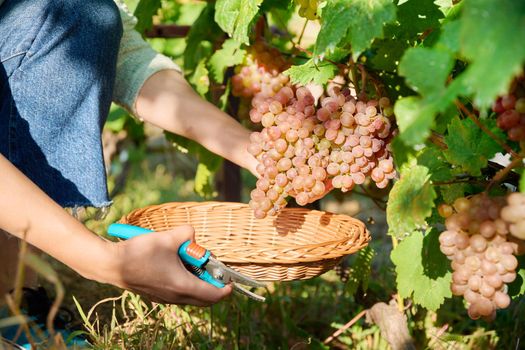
[107,223,266,302]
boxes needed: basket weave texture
[118,202,370,281]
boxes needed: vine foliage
[132,0,525,316]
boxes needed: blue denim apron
[0,0,123,209]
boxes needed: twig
[455,100,519,158]
[433,178,487,186]
[323,309,367,344]
[297,19,308,46]
[144,24,190,38]
[487,155,524,191]
[429,131,447,150]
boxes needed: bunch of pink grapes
[231,41,290,99]
[247,81,397,219]
[438,194,524,320]
[493,76,525,141]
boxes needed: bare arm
[0,154,231,305]
[135,69,259,176]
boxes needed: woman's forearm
[0,154,116,283]
[135,69,258,176]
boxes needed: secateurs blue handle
[107,223,224,288]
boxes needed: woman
[0,0,259,324]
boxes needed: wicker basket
[118,201,370,281]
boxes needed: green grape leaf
[417,146,452,182]
[439,183,468,204]
[194,163,215,199]
[457,0,525,108]
[261,0,293,11]
[208,39,246,83]
[390,137,416,170]
[189,59,210,97]
[435,0,453,12]
[396,0,444,37]
[444,117,502,176]
[194,147,223,199]
[314,0,396,60]
[394,97,436,146]
[219,81,231,112]
[214,0,263,44]
[370,39,408,72]
[435,20,460,54]
[391,231,452,311]
[399,47,454,96]
[387,165,437,238]
[284,59,338,86]
[105,106,128,133]
[394,78,464,146]
[133,0,162,34]
[184,4,222,72]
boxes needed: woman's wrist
[73,238,123,287]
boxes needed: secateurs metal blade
[107,223,266,302]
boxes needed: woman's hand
[108,225,232,306]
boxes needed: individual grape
[494,291,511,309]
[497,110,520,130]
[516,97,525,113]
[508,125,525,141]
[438,204,454,218]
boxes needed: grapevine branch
[455,100,519,158]
[323,309,367,344]
[487,154,524,191]
[429,131,447,150]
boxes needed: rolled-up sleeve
[113,1,181,115]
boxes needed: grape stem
[357,64,368,101]
[255,16,266,40]
[297,19,308,46]
[455,100,520,158]
[348,61,360,96]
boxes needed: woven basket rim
[118,201,371,265]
